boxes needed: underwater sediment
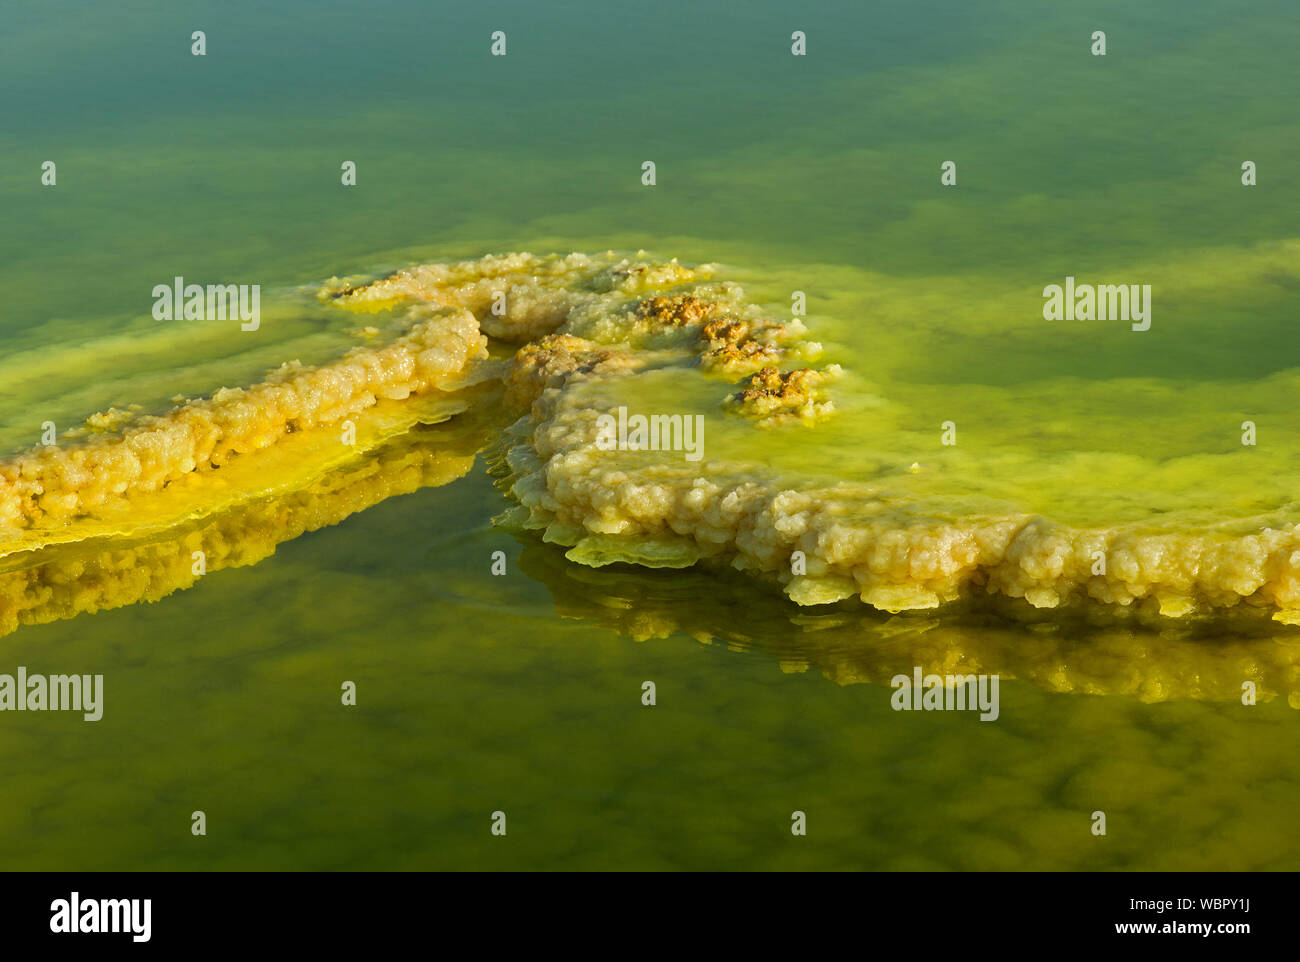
[4,251,1300,702]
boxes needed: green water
[2,0,1299,869]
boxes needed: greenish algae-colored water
[2,0,1300,869]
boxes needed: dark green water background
[1,0,1298,869]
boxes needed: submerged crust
[0,413,493,640]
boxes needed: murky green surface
[1,0,1299,869]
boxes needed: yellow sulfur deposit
[0,306,489,554]
[325,251,1300,624]
[6,250,1300,655]
[724,365,841,424]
